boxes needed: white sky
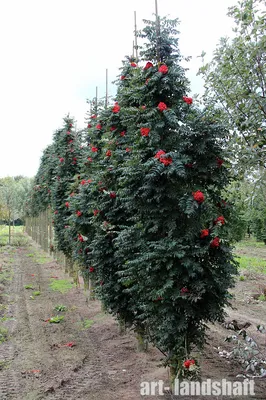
[0,0,238,178]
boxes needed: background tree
[198,0,266,171]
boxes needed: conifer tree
[51,115,82,258]
[111,16,238,380]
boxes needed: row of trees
[0,176,32,243]
[25,13,239,381]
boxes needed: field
[0,228,266,399]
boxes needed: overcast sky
[0,0,239,178]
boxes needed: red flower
[183,96,193,105]
[59,157,64,163]
[181,287,189,294]
[78,234,84,242]
[120,131,126,137]
[110,192,116,199]
[91,147,98,152]
[89,267,95,273]
[130,62,137,67]
[153,296,163,302]
[87,157,92,162]
[87,124,92,128]
[192,190,205,204]
[145,78,150,85]
[106,150,112,157]
[64,225,70,229]
[112,104,120,113]
[70,192,75,197]
[154,150,166,159]
[200,229,209,239]
[154,150,172,166]
[214,216,225,225]
[110,126,116,131]
[87,179,92,183]
[93,209,100,216]
[66,131,71,135]
[54,210,58,215]
[120,75,126,80]
[216,157,224,167]
[140,127,151,137]
[65,202,70,208]
[210,237,220,248]
[159,64,168,74]
[68,139,73,144]
[183,359,195,369]
[80,179,87,185]
[76,210,82,217]
[160,156,172,166]
[144,61,153,70]
[157,102,168,112]
[69,123,73,128]
[126,147,131,152]
[91,114,96,119]
[141,105,146,110]
[96,124,102,130]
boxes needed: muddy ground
[0,236,266,400]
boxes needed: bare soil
[0,238,266,400]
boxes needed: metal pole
[105,69,108,109]
[155,0,161,63]
[95,86,98,115]
[134,11,138,62]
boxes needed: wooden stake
[105,69,108,109]
[134,11,138,62]
[155,0,161,63]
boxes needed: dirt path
[0,239,266,399]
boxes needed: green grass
[234,237,266,274]
[26,251,50,264]
[49,279,73,294]
[235,238,266,249]
[235,255,266,273]
[0,225,28,246]
[0,326,8,343]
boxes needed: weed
[49,315,64,323]
[54,305,67,312]
[24,285,34,289]
[81,318,94,329]
[239,275,245,281]
[33,291,41,296]
[258,294,266,301]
